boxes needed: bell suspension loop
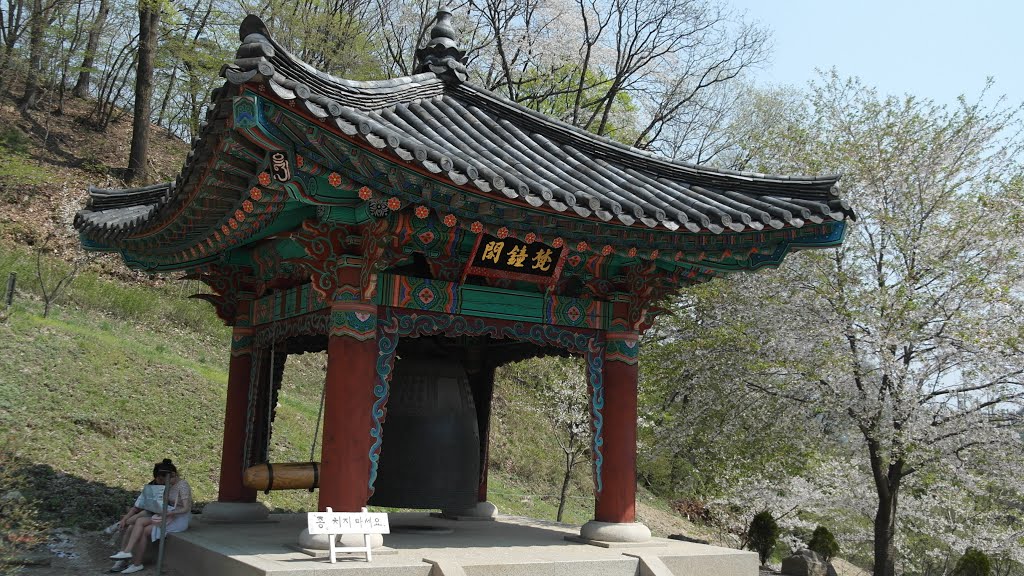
[265,334,275,461]
[304,372,327,493]
[309,374,327,461]
[242,314,277,475]
[241,345,263,474]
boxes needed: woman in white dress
[111,459,192,574]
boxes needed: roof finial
[414,10,468,82]
[239,14,270,42]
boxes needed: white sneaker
[121,564,145,574]
[109,551,133,559]
[109,560,127,572]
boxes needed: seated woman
[108,462,164,570]
[110,459,192,574]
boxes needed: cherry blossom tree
[504,356,591,522]
[637,278,831,502]
[720,74,1024,576]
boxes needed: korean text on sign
[307,511,390,535]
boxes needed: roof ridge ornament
[414,10,469,83]
[239,14,270,41]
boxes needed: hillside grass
[0,241,327,525]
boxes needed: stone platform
[160,512,756,576]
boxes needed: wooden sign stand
[307,507,390,563]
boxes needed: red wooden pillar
[594,330,640,523]
[217,304,257,503]
[317,277,379,512]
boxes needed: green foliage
[0,243,224,335]
[0,222,40,245]
[0,286,338,521]
[954,548,992,576]
[483,469,595,525]
[499,357,591,521]
[516,68,639,145]
[486,357,602,525]
[0,127,30,155]
[0,156,51,192]
[746,510,780,566]
[241,0,383,80]
[808,525,840,562]
[0,127,51,193]
[637,277,830,503]
[78,154,110,176]
[0,303,227,521]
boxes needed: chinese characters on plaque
[465,234,565,284]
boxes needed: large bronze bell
[368,350,480,509]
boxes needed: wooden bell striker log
[243,462,319,492]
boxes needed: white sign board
[306,508,390,563]
[307,510,390,534]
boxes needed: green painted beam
[460,284,545,323]
[221,204,316,268]
[318,204,373,224]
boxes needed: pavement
[161,512,757,576]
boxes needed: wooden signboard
[307,507,390,563]
[464,234,567,285]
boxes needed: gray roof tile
[76,14,852,247]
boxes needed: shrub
[808,525,840,562]
[954,548,991,576]
[0,127,50,195]
[79,156,110,176]
[0,126,30,155]
[0,155,51,192]
[746,510,780,566]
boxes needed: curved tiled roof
[76,13,852,250]
[75,183,170,240]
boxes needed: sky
[727,0,1024,107]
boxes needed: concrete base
[565,535,670,549]
[286,543,398,558]
[298,528,385,550]
[298,528,332,550]
[438,501,498,520]
[340,533,386,548]
[161,512,758,576]
[201,501,270,523]
[580,520,652,543]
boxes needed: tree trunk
[867,440,903,576]
[556,458,572,522]
[872,484,899,576]
[154,62,177,127]
[72,0,110,98]
[0,44,13,95]
[18,0,45,111]
[0,0,27,96]
[126,0,158,183]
